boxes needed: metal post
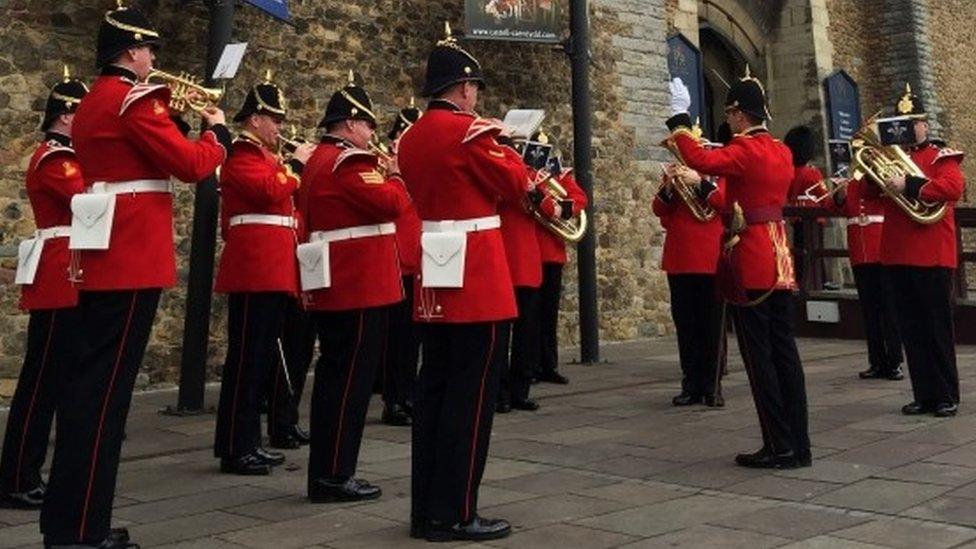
[165,0,235,415]
[568,0,600,364]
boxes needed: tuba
[529,170,588,243]
[850,113,947,224]
[147,69,223,114]
[660,129,717,222]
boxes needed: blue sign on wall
[823,70,861,141]
[242,0,290,22]
[667,33,706,132]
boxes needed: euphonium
[850,113,947,225]
[529,170,588,243]
[660,134,717,222]
[147,69,223,114]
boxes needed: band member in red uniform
[535,142,588,387]
[652,143,726,408]
[1,73,87,509]
[829,177,904,380]
[496,134,549,414]
[213,75,313,475]
[299,74,410,502]
[880,85,964,417]
[40,5,230,547]
[379,100,423,427]
[398,26,542,542]
[784,126,829,287]
[666,72,809,469]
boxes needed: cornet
[147,69,223,114]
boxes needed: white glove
[669,77,692,116]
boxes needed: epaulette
[120,82,170,116]
[932,146,964,164]
[462,117,506,144]
[332,147,375,173]
[35,143,76,169]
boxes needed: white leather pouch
[70,193,117,250]
[14,237,44,285]
[297,241,331,290]
[421,232,467,288]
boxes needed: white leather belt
[88,179,172,195]
[422,215,501,233]
[847,215,884,227]
[310,222,396,243]
[229,214,297,229]
[35,226,71,239]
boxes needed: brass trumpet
[529,170,588,243]
[851,113,947,224]
[368,138,396,176]
[660,133,717,222]
[277,126,309,159]
[147,69,223,114]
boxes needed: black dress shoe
[268,431,301,450]
[704,394,725,408]
[734,448,798,469]
[1,483,45,508]
[382,403,412,426]
[511,398,540,411]
[220,452,272,476]
[902,401,934,415]
[672,392,701,406]
[538,371,569,385]
[425,516,512,542]
[796,449,812,467]
[108,528,130,544]
[255,447,285,466]
[47,534,141,548]
[858,366,882,379]
[290,424,311,444]
[308,477,381,503]
[496,400,512,414]
[935,402,959,417]
[884,366,905,381]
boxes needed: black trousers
[668,274,723,397]
[732,291,809,455]
[887,266,958,406]
[412,321,509,525]
[500,287,541,404]
[268,297,316,437]
[852,264,903,372]
[307,306,387,483]
[538,262,564,376]
[214,293,288,458]
[380,276,420,406]
[41,289,161,545]
[0,308,78,495]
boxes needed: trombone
[147,69,223,114]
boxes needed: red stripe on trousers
[464,324,496,522]
[331,310,365,476]
[228,295,251,456]
[14,310,57,493]
[78,293,137,542]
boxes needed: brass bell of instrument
[147,69,223,114]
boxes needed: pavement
[3,336,976,548]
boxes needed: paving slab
[831,517,976,548]
[616,524,790,548]
[812,478,951,513]
[707,504,870,539]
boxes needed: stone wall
[0,0,673,383]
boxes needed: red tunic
[20,136,85,310]
[828,179,885,266]
[669,122,796,291]
[299,136,410,311]
[71,68,229,290]
[788,164,827,207]
[535,170,589,265]
[395,200,422,276]
[214,136,301,294]
[500,198,542,289]
[397,101,530,323]
[651,176,726,274]
[879,142,965,268]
